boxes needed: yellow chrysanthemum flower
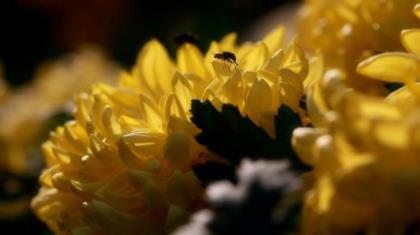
[297,0,420,94]
[293,5,420,234]
[31,25,309,234]
[0,48,118,176]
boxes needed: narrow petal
[401,29,420,56]
[240,43,270,72]
[177,44,209,80]
[204,42,222,78]
[357,52,420,83]
[414,4,420,19]
[219,33,237,51]
[171,72,194,112]
[292,128,322,165]
[262,25,285,54]
[164,94,187,121]
[220,70,245,106]
[138,94,163,131]
[244,79,272,124]
[385,84,420,111]
[135,40,174,98]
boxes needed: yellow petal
[292,128,322,165]
[138,94,163,131]
[219,32,237,51]
[63,121,87,153]
[279,69,304,98]
[321,69,348,109]
[372,120,410,150]
[118,71,141,91]
[357,52,420,83]
[211,60,235,77]
[306,86,329,127]
[74,93,91,126]
[123,130,165,157]
[96,83,140,111]
[204,42,222,78]
[262,25,285,54]
[220,70,245,106]
[316,175,334,213]
[279,83,300,112]
[244,79,272,124]
[385,84,420,111]
[340,91,402,121]
[236,42,254,62]
[135,40,174,98]
[164,94,187,121]
[263,49,284,72]
[177,44,208,79]
[240,42,270,71]
[401,29,420,56]
[102,106,122,138]
[280,40,308,79]
[171,72,194,112]
[89,134,120,166]
[414,4,420,19]
[304,54,324,90]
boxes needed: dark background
[0,0,297,86]
[0,0,297,233]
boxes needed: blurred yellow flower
[297,0,420,94]
[0,48,118,176]
[0,48,118,220]
[31,25,309,234]
[293,5,420,234]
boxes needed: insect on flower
[214,51,238,66]
[173,32,199,46]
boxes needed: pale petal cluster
[31,26,309,234]
[293,3,420,234]
[297,0,420,93]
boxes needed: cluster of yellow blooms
[31,26,308,234]
[17,0,420,234]
[293,2,420,235]
[297,0,420,94]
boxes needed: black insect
[173,32,199,46]
[214,51,238,65]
